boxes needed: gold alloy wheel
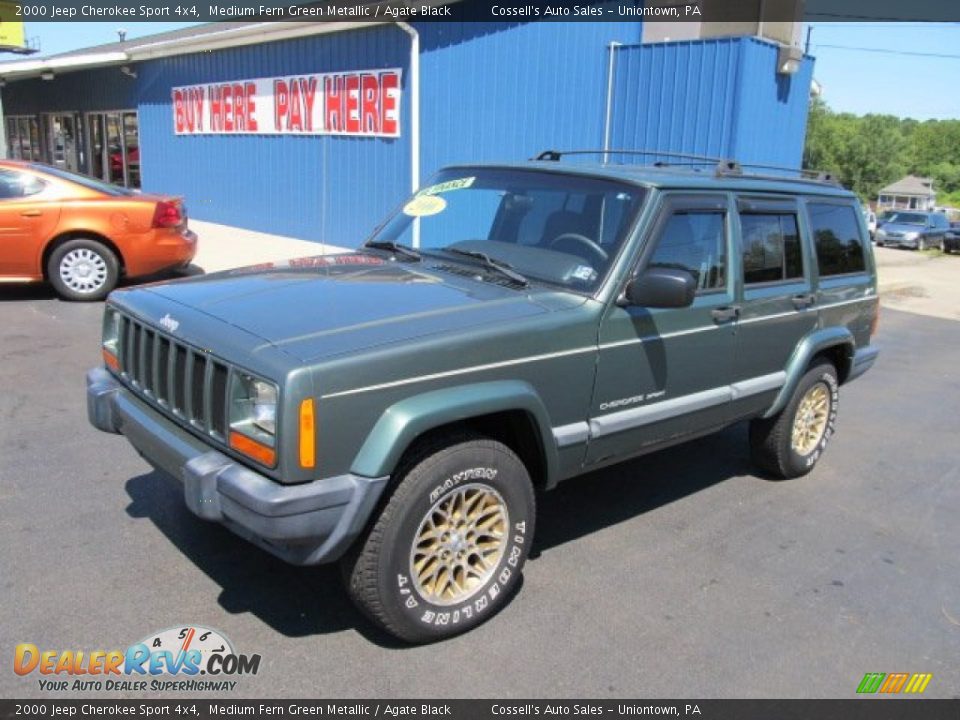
[410,483,509,606]
[791,383,831,456]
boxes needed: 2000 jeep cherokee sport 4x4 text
[88,155,879,642]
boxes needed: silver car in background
[875,211,950,250]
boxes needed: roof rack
[532,149,840,186]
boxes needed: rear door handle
[792,293,816,310]
[20,210,42,217]
[711,305,740,323]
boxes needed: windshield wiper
[364,240,422,261]
[442,247,529,287]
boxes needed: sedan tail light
[152,200,182,228]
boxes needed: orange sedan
[0,160,197,301]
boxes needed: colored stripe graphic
[857,672,932,694]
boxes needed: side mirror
[622,267,696,308]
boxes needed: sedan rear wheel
[48,238,119,301]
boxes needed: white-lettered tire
[749,360,839,479]
[48,238,119,301]
[341,434,535,643]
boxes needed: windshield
[28,163,135,197]
[368,168,645,292]
[888,212,927,226]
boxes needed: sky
[806,22,960,120]
[19,20,960,122]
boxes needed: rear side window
[0,169,46,200]
[807,203,866,276]
[740,213,803,284]
[647,211,726,292]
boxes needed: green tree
[803,100,960,205]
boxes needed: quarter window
[807,203,866,276]
[647,211,727,292]
[0,170,46,200]
[740,213,803,284]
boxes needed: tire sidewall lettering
[390,463,531,629]
[796,368,839,468]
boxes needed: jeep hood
[141,253,582,361]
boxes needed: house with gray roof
[877,175,937,211]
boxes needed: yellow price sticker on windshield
[403,195,447,217]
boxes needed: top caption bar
[13,0,960,23]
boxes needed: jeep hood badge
[158,313,180,333]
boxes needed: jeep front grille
[116,314,229,438]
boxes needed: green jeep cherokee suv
[87,155,879,642]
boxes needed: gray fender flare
[350,380,559,486]
[763,327,854,418]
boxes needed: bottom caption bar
[1,700,958,720]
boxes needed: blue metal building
[0,20,814,247]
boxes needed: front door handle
[20,210,42,217]
[792,293,816,310]
[711,305,740,323]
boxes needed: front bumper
[877,235,918,248]
[87,367,387,565]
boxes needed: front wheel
[48,238,119,301]
[342,435,535,643]
[749,361,839,479]
[918,237,928,251]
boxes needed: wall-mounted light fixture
[40,70,54,81]
[777,45,804,75]
[120,65,137,79]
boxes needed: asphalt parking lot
[1,251,958,700]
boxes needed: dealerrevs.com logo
[14,626,261,693]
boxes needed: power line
[813,44,960,59]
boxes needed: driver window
[646,211,727,293]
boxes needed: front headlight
[230,373,279,442]
[251,380,278,435]
[102,308,121,370]
[904,231,920,240]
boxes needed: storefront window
[86,111,140,188]
[5,116,43,161]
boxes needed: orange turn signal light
[102,348,120,371]
[299,398,316,469]
[229,431,276,467]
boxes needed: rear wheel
[48,238,118,301]
[342,435,535,643]
[749,361,839,479]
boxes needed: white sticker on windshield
[418,177,475,196]
[403,195,447,217]
[572,265,598,282]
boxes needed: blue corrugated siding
[2,66,134,113]
[137,25,410,245]
[731,38,813,168]
[418,20,640,176]
[609,36,812,169]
